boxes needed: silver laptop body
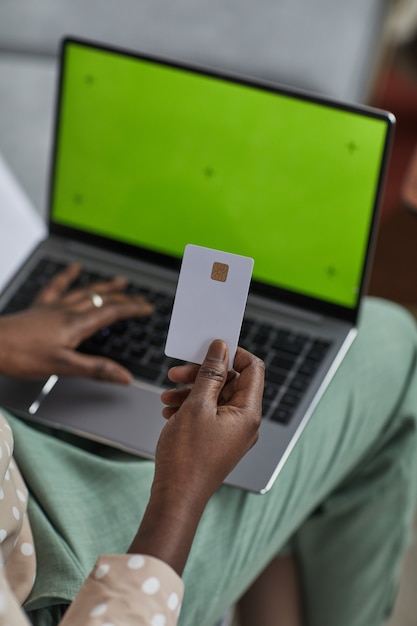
[0,37,394,493]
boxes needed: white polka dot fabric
[0,411,184,625]
[0,412,36,606]
[62,555,183,626]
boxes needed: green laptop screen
[51,41,390,309]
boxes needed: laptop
[0,36,394,494]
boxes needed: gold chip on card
[211,262,229,282]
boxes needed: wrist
[128,481,209,576]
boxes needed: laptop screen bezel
[48,36,395,325]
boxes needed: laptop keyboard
[1,258,332,425]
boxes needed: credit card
[165,244,254,370]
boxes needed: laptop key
[72,272,102,288]
[125,361,161,382]
[289,375,310,392]
[148,334,165,348]
[264,381,282,401]
[127,343,148,359]
[298,358,320,377]
[280,391,301,408]
[270,406,295,424]
[252,326,272,346]
[252,348,270,361]
[269,353,297,371]
[265,367,288,385]
[271,333,307,355]
[148,351,168,367]
[306,340,331,361]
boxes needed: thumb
[186,340,229,408]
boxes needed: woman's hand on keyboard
[0,263,153,383]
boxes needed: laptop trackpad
[36,377,166,457]
[0,376,46,413]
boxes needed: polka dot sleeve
[60,554,184,626]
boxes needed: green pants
[7,297,417,626]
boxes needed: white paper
[0,154,47,293]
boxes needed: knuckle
[197,363,225,383]
[252,355,265,372]
[53,352,72,375]
[246,402,263,430]
[248,407,262,429]
[187,395,206,414]
[251,431,260,447]
[248,355,266,384]
[93,360,111,381]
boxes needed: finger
[55,349,133,384]
[216,369,240,405]
[167,362,200,384]
[161,384,192,407]
[233,346,265,376]
[75,294,153,321]
[61,276,130,305]
[182,340,229,410]
[226,347,265,411]
[162,405,180,419]
[34,263,82,304]
[87,275,129,293]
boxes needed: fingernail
[207,340,227,362]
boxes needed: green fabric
[6,297,417,626]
